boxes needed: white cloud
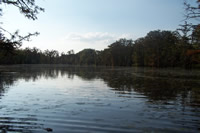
[66,32,112,42]
[57,32,134,53]
[65,32,133,43]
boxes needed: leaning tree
[0,0,44,53]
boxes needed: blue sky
[1,0,187,53]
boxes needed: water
[0,65,200,133]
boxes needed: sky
[1,0,188,53]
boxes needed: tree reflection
[0,65,200,107]
[99,68,200,106]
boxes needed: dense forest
[0,0,200,68]
[0,29,200,68]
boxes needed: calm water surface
[0,65,200,133]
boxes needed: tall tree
[132,30,180,67]
[108,39,133,66]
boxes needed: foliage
[180,0,200,48]
[0,30,199,68]
[184,0,200,20]
[132,30,180,67]
[0,0,44,54]
[1,0,44,20]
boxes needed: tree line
[0,29,199,68]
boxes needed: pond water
[0,65,200,133]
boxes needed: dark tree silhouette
[184,0,200,20]
[0,0,44,53]
[1,0,44,20]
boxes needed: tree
[67,50,74,55]
[108,39,133,66]
[132,30,180,67]
[1,0,44,20]
[0,0,44,52]
[184,0,200,20]
[181,0,200,45]
[191,24,200,46]
[132,38,145,66]
[77,49,97,65]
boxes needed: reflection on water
[0,65,200,133]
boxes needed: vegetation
[0,29,199,68]
[184,0,200,20]
[0,0,44,54]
